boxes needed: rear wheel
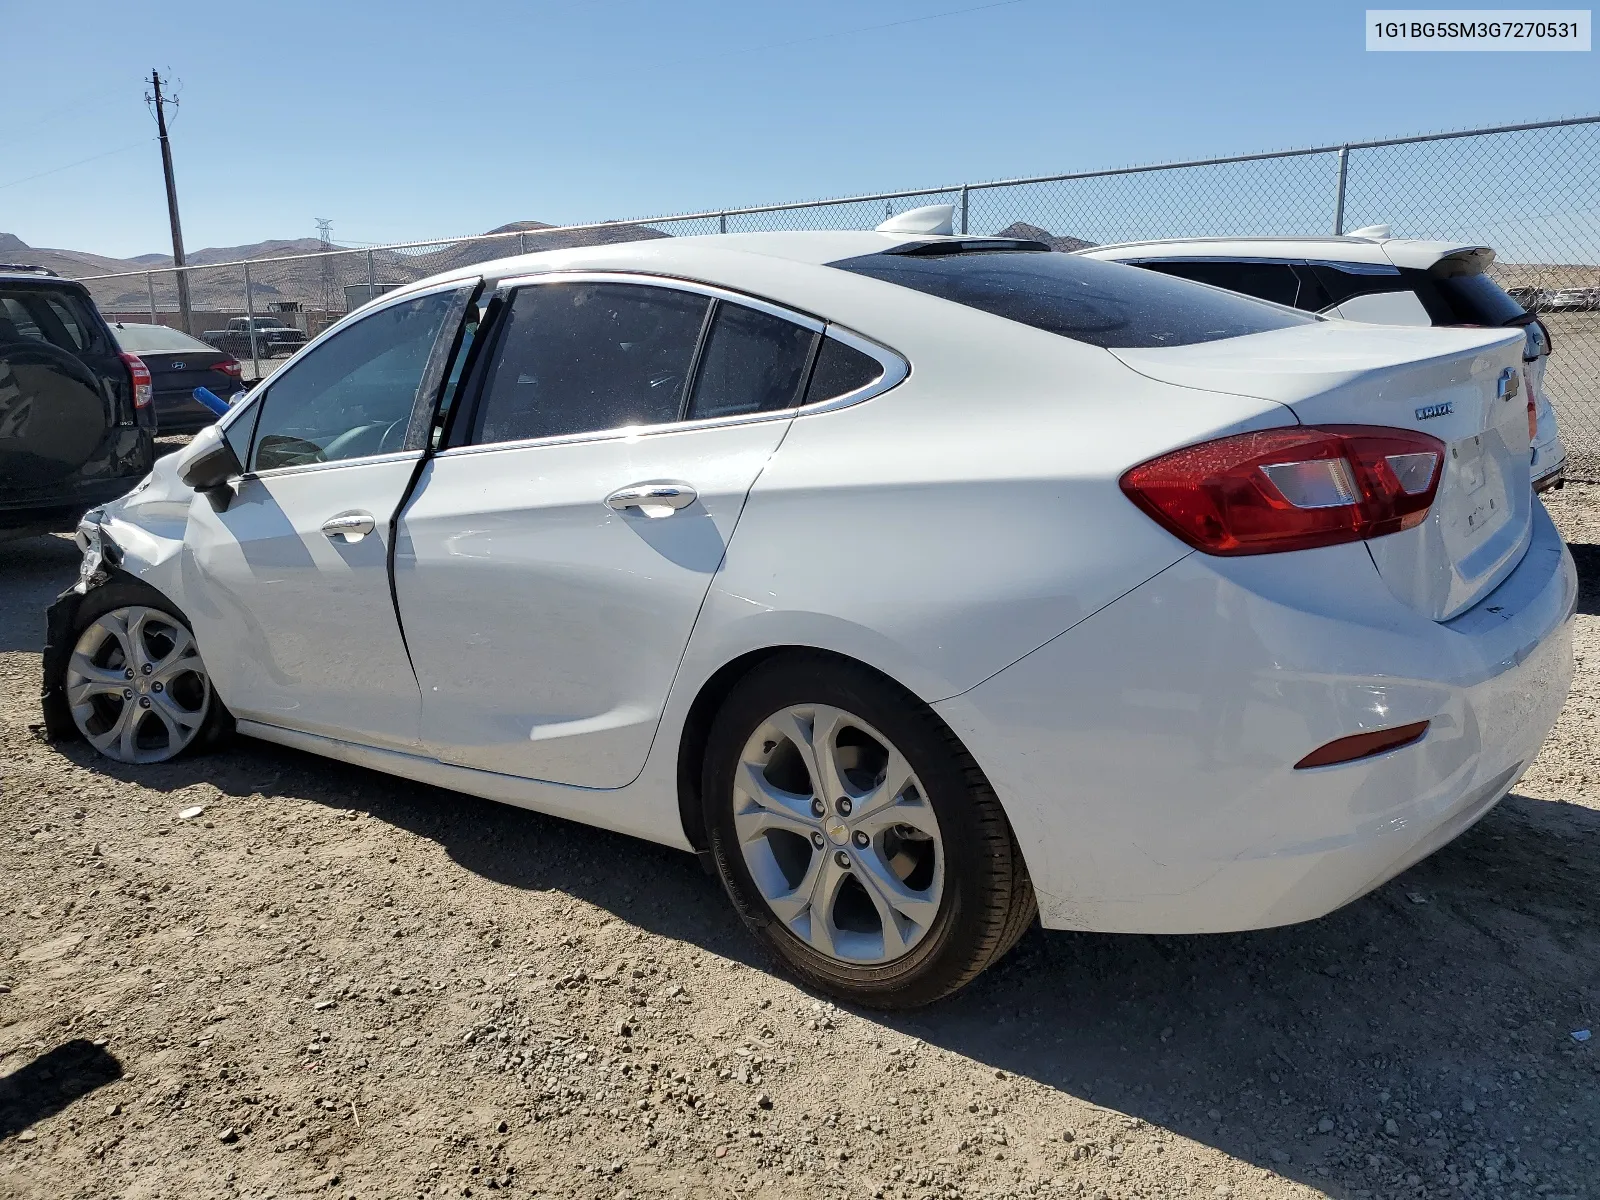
[704,653,1035,1008]
[62,582,230,763]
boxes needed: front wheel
[703,653,1035,1008]
[62,582,231,764]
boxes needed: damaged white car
[43,207,1577,1006]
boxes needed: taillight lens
[121,352,153,409]
[216,358,242,378]
[1528,395,1538,443]
[1522,322,1548,362]
[1120,425,1445,556]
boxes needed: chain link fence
[73,115,1600,478]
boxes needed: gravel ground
[2,488,1598,1200]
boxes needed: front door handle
[321,511,376,543]
[604,481,697,518]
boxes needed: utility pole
[147,71,193,334]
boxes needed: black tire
[703,651,1035,1009]
[57,578,233,760]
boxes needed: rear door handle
[321,511,376,542]
[604,481,697,518]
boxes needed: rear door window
[468,282,709,445]
[686,302,817,420]
[829,249,1312,348]
[1131,260,1302,309]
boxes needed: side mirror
[175,424,243,493]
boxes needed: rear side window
[1132,260,1301,309]
[804,337,884,404]
[471,282,709,445]
[686,302,816,420]
[829,250,1312,348]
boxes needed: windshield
[828,249,1314,349]
[112,323,213,353]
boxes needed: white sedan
[44,206,1577,1007]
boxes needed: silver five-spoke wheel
[734,704,944,965]
[66,605,212,764]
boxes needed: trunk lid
[1113,321,1532,621]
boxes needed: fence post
[366,249,377,306]
[959,185,970,235]
[146,273,157,323]
[518,231,527,254]
[1332,145,1350,235]
[243,262,261,382]
[718,212,727,234]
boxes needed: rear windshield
[827,249,1314,349]
[111,323,213,353]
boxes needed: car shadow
[0,533,79,653]
[51,729,1600,1197]
[0,1040,124,1142]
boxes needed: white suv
[1080,228,1567,491]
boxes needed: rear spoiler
[1428,246,1496,278]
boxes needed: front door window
[248,292,458,471]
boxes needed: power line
[0,80,138,153]
[0,141,150,191]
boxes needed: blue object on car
[192,386,231,416]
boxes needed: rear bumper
[935,504,1577,934]
[154,391,221,433]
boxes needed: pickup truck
[201,316,308,358]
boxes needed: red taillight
[216,358,242,379]
[1120,425,1445,556]
[121,352,153,409]
[1528,395,1538,443]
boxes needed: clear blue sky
[2,0,1596,259]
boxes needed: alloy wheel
[66,606,211,764]
[733,705,944,965]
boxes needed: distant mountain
[0,221,672,316]
[995,221,1095,252]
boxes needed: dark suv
[1,267,156,539]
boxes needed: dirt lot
[2,489,1598,1200]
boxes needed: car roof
[1078,234,1489,271]
[0,268,80,287]
[378,230,941,301]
